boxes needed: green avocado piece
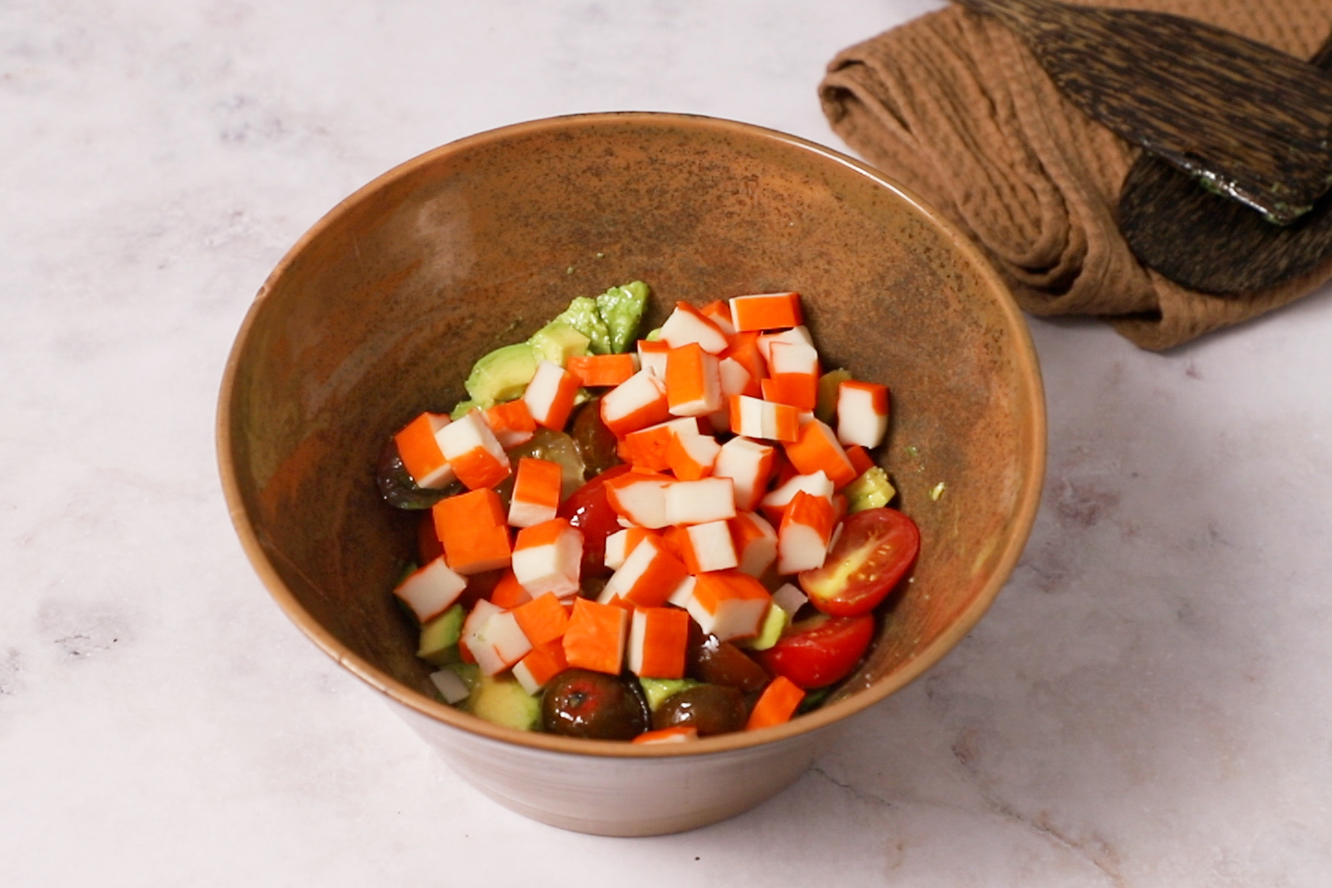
[449,399,482,420]
[845,466,896,513]
[737,604,789,652]
[552,296,612,354]
[639,677,699,711]
[417,603,465,666]
[464,343,539,407]
[595,281,649,353]
[815,369,852,424]
[527,320,591,366]
[466,672,540,731]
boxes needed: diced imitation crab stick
[563,598,628,675]
[665,343,722,417]
[600,369,670,436]
[728,395,799,442]
[728,511,778,577]
[777,490,836,573]
[783,418,857,489]
[760,470,834,523]
[618,417,699,471]
[507,457,564,528]
[437,409,511,490]
[393,412,455,489]
[631,726,698,744]
[836,380,889,449]
[658,302,730,354]
[671,519,739,574]
[463,600,530,676]
[489,568,532,608]
[523,359,580,430]
[482,399,536,449]
[756,326,814,365]
[746,675,805,730]
[511,518,583,599]
[627,606,690,679]
[393,557,467,622]
[665,430,720,480]
[512,591,571,647]
[600,533,690,608]
[712,436,775,510]
[685,571,772,642]
[636,339,669,378]
[602,526,655,571]
[664,477,736,526]
[512,640,569,695]
[728,291,802,332]
[604,470,674,528]
[432,488,512,574]
[567,353,637,388]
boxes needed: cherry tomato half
[799,507,919,617]
[558,464,632,578]
[755,613,875,689]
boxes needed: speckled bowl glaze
[217,113,1046,836]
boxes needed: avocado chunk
[816,369,852,424]
[551,296,612,354]
[417,603,465,666]
[737,603,789,652]
[638,677,700,711]
[845,466,896,513]
[466,671,541,731]
[595,281,649,353]
[527,320,591,366]
[449,399,483,420]
[464,343,539,407]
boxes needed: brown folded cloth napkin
[820,0,1332,350]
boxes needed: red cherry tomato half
[799,507,919,617]
[558,464,632,578]
[755,613,875,689]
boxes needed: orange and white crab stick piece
[563,598,629,675]
[460,599,504,673]
[686,571,772,642]
[463,600,532,676]
[523,359,580,431]
[729,291,802,332]
[599,533,690,608]
[631,726,699,744]
[783,418,858,489]
[511,640,569,695]
[777,490,836,573]
[393,412,456,489]
[761,340,820,410]
[603,526,656,571]
[723,331,766,386]
[637,339,670,378]
[699,300,737,337]
[566,353,638,388]
[664,477,736,526]
[665,342,722,417]
[728,511,778,577]
[844,444,875,477]
[729,395,800,442]
[618,417,700,471]
[511,518,583,599]
[437,409,511,490]
[507,457,564,528]
[483,399,537,449]
[836,380,889,448]
[600,369,670,437]
[746,675,806,730]
[627,606,691,679]
[712,436,775,511]
[432,488,513,574]
[771,581,809,616]
[512,591,572,647]
[707,355,761,433]
[756,326,814,365]
[760,469,835,522]
[659,302,730,354]
[604,470,674,529]
[674,519,739,573]
[489,567,532,608]
[392,556,468,622]
[665,430,720,481]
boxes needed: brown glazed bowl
[217,113,1045,836]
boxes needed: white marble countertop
[5,1,1332,885]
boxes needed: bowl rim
[217,110,1047,759]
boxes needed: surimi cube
[760,470,834,524]
[667,573,697,608]
[723,331,766,386]
[430,668,472,704]
[508,457,564,528]
[603,526,655,571]
[475,609,533,675]
[757,326,814,365]
[512,592,571,647]
[393,412,455,489]
[523,359,580,430]
[437,409,511,490]
[836,380,890,448]
[729,291,802,332]
[665,343,722,417]
[603,470,673,529]
[767,339,819,377]
[659,302,730,354]
[771,581,809,616]
[637,339,670,378]
[483,399,537,449]
[745,675,805,730]
[700,300,737,337]
[511,518,583,598]
[600,369,670,436]
[566,353,637,387]
[563,598,629,675]
[627,607,690,678]
[489,568,532,608]
[512,640,569,695]
[728,395,799,442]
[618,417,699,471]
[712,436,776,511]
[845,444,875,476]
[393,557,468,622]
[783,418,858,489]
[433,488,513,574]
[729,511,778,577]
[600,533,690,608]
[675,519,739,573]
[777,490,836,573]
[664,477,736,526]
[665,430,720,480]
[686,571,772,642]
[460,599,506,675]
[632,726,699,744]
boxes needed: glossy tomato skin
[558,464,632,578]
[755,613,875,689]
[799,507,920,617]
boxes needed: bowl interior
[219,113,1044,753]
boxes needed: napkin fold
[820,0,1332,349]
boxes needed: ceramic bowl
[217,112,1045,836]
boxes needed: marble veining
[3,0,1331,885]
